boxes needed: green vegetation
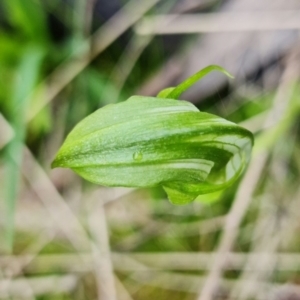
[1,1,300,300]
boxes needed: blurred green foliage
[1,0,300,299]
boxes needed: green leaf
[157,65,234,99]
[52,96,253,205]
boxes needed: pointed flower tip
[50,160,57,169]
[51,145,69,169]
[51,157,61,169]
[210,64,234,79]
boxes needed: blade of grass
[0,114,14,150]
[4,46,44,251]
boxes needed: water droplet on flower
[133,151,143,161]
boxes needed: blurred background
[0,0,300,299]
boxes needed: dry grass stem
[22,147,90,251]
[88,199,117,300]
[114,275,135,300]
[130,270,300,295]
[0,275,78,298]
[136,11,300,35]
[109,35,152,101]
[4,252,300,273]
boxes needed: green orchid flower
[52,66,254,205]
